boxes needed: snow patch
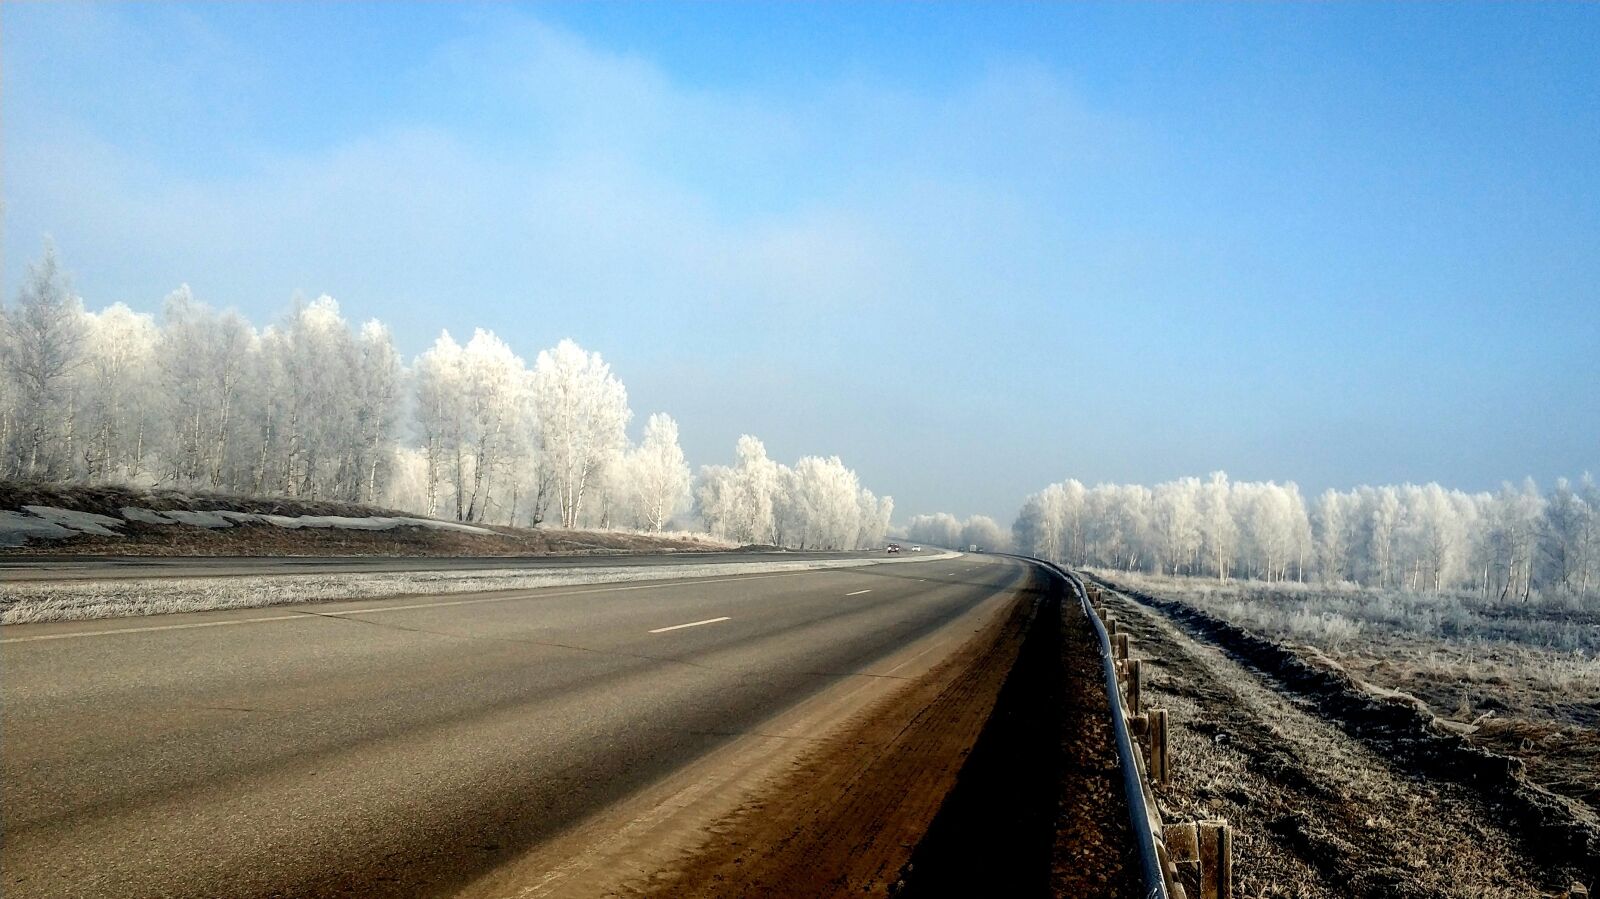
[122,507,179,525]
[158,510,238,529]
[21,506,125,537]
[0,512,80,547]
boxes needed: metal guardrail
[1031,558,1172,899]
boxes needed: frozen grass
[0,551,962,625]
[1093,568,1600,814]
[1097,570,1600,653]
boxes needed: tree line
[1010,471,1599,600]
[903,513,1008,552]
[0,246,891,549]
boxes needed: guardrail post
[1163,822,1200,897]
[1198,820,1233,899]
[1127,658,1144,716]
[1148,707,1170,785]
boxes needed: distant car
[911,545,922,552]
[886,543,901,554]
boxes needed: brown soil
[0,481,731,557]
[1087,573,1595,898]
[634,566,1141,899]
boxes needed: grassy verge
[1089,570,1600,817]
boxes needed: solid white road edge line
[844,589,872,596]
[648,616,731,634]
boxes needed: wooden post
[1113,633,1130,660]
[1106,617,1119,635]
[1198,820,1233,899]
[1155,842,1188,899]
[1163,822,1198,860]
[1148,707,1170,785]
[1129,712,1148,737]
[1127,658,1143,716]
[1163,823,1202,898]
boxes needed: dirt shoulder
[1088,573,1596,898]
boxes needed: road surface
[2,551,1024,898]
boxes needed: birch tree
[413,332,467,517]
[1,245,85,477]
[78,303,159,481]
[459,330,530,522]
[531,339,630,529]
[625,413,692,531]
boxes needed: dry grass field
[1095,571,1600,817]
[1083,570,1598,898]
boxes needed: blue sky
[5,3,1597,522]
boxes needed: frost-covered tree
[907,512,964,549]
[273,297,361,497]
[1086,483,1149,570]
[1486,480,1545,601]
[77,303,159,482]
[351,321,403,504]
[1,245,86,477]
[1008,470,1593,602]
[1152,477,1203,575]
[1237,481,1305,583]
[413,332,467,518]
[1312,489,1350,583]
[696,436,889,550]
[856,489,893,549]
[156,286,256,489]
[698,435,779,543]
[791,455,862,549]
[1199,472,1238,582]
[531,340,630,529]
[961,515,1007,553]
[623,413,691,531]
[458,330,531,522]
[1539,477,1598,595]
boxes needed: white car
[911,545,922,552]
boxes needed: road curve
[1,552,1024,898]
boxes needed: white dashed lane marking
[647,617,731,634]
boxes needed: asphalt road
[0,549,883,582]
[1,551,1025,898]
